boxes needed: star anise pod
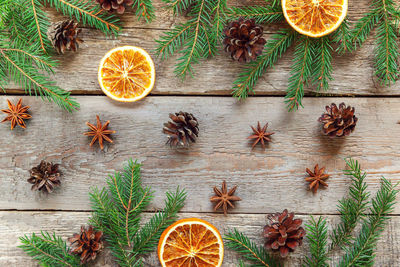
[84,115,116,150]
[248,121,274,149]
[305,164,329,193]
[1,98,32,130]
[210,180,241,215]
[68,225,103,264]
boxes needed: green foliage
[89,159,186,267]
[338,178,399,267]
[330,158,370,251]
[155,0,228,79]
[304,216,329,267]
[224,228,281,267]
[227,4,283,24]
[19,231,81,267]
[312,36,333,92]
[232,29,297,99]
[333,18,353,54]
[132,0,155,23]
[350,0,400,85]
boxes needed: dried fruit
[318,103,358,137]
[305,164,329,193]
[98,46,155,102]
[158,218,224,267]
[163,111,199,147]
[68,225,103,264]
[264,209,305,257]
[210,180,241,215]
[28,161,61,193]
[47,20,83,54]
[223,17,266,62]
[84,115,116,150]
[96,0,133,14]
[248,121,274,149]
[1,98,31,130]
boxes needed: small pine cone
[318,103,358,137]
[223,17,266,62]
[47,20,83,54]
[163,111,199,147]
[68,226,103,264]
[264,209,305,257]
[28,161,61,193]
[96,0,133,14]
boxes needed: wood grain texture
[3,0,399,96]
[0,96,399,214]
[2,211,399,266]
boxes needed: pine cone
[318,103,358,137]
[223,17,266,62]
[96,0,133,14]
[163,111,199,147]
[68,225,103,264]
[264,209,305,257]
[27,161,61,193]
[47,20,83,54]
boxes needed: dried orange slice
[158,218,224,267]
[282,0,348,38]
[98,46,155,102]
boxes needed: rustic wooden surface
[1,0,400,266]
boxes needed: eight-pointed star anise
[84,115,116,150]
[210,180,241,215]
[1,98,32,130]
[305,164,329,193]
[248,121,274,149]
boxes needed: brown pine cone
[223,17,266,62]
[96,0,133,14]
[68,225,103,264]
[27,161,61,193]
[47,20,83,54]
[318,103,358,137]
[264,209,305,257]
[163,111,199,147]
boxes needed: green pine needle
[19,231,81,267]
[312,36,333,92]
[89,159,186,267]
[224,228,281,267]
[132,0,155,23]
[304,216,329,267]
[333,18,353,54]
[285,36,315,111]
[227,5,284,24]
[232,29,297,99]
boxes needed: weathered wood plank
[4,0,399,96]
[0,96,399,214]
[2,211,399,266]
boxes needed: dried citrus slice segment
[98,46,155,102]
[158,218,224,267]
[282,0,348,38]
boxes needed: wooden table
[1,1,400,266]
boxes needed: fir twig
[338,178,399,267]
[132,0,155,23]
[232,29,297,99]
[19,231,81,267]
[304,216,329,267]
[29,0,51,53]
[329,158,370,251]
[333,18,353,54]
[227,5,284,24]
[312,36,333,92]
[224,228,281,267]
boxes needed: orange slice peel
[282,0,348,38]
[98,46,155,102]
[158,218,224,267]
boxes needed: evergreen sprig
[155,0,227,79]
[227,4,283,24]
[89,159,186,267]
[304,216,329,267]
[132,0,155,23]
[224,228,281,267]
[19,231,81,267]
[330,158,370,251]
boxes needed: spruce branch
[338,178,399,267]
[333,18,353,54]
[232,29,297,99]
[29,0,52,53]
[285,36,315,111]
[227,5,284,24]
[304,216,329,267]
[132,0,155,23]
[44,0,121,36]
[19,231,81,267]
[312,36,333,92]
[224,228,281,267]
[162,0,194,15]
[330,158,370,251]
